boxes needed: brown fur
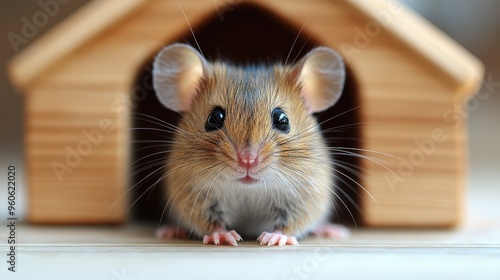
[165,62,334,238]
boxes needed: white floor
[3,242,499,280]
[2,227,499,280]
[1,172,499,280]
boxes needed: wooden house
[8,0,483,227]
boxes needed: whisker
[330,160,364,180]
[280,164,358,227]
[133,116,177,131]
[329,147,397,158]
[133,115,190,138]
[271,20,312,108]
[333,167,377,204]
[283,19,309,66]
[106,164,165,215]
[316,105,364,128]
[130,159,166,177]
[129,150,169,169]
[175,0,204,58]
[135,112,181,126]
[329,149,398,178]
[320,122,366,133]
[131,144,172,155]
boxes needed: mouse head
[153,43,345,186]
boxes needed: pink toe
[287,236,299,245]
[278,235,288,246]
[268,234,280,246]
[258,231,298,246]
[260,232,273,245]
[257,232,266,242]
[229,230,242,241]
[213,232,220,245]
[224,233,237,246]
[203,229,242,246]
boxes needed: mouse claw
[203,229,242,246]
[257,231,298,246]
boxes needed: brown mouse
[152,43,349,246]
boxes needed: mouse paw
[155,226,188,239]
[312,223,350,239]
[257,231,298,246]
[202,228,242,246]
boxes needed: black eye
[205,107,225,131]
[272,108,290,133]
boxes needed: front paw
[257,231,298,246]
[202,228,242,246]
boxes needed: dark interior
[130,4,361,226]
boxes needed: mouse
[152,43,349,246]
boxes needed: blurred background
[0,0,499,220]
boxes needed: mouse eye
[205,106,225,131]
[272,108,290,133]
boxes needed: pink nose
[237,148,259,169]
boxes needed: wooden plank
[8,0,147,90]
[26,87,129,223]
[347,0,484,97]
[358,137,464,227]
[360,186,460,227]
[27,0,217,89]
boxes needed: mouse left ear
[291,47,346,113]
[153,43,210,113]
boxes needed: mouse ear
[153,43,209,112]
[291,47,346,113]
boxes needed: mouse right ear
[291,47,346,113]
[153,43,209,113]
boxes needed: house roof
[8,0,483,95]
